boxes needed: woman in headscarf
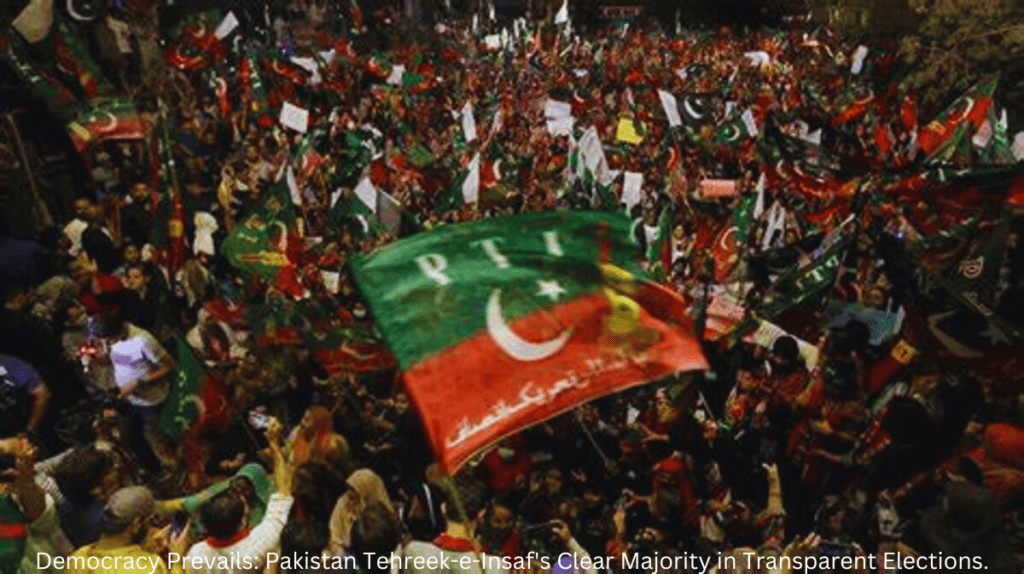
[327,469,394,555]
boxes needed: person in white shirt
[182,419,294,574]
[396,487,508,574]
[96,309,176,473]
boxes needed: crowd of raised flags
[6,0,1024,424]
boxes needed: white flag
[377,191,403,232]
[741,108,758,136]
[12,0,54,44]
[491,108,503,134]
[657,90,682,127]
[850,45,868,75]
[291,56,322,85]
[753,173,765,219]
[286,166,302,206]
[555,0,568,24]
[321,271,340,294]
[546,117,573,136]
[215,11,239,39]
[279,102,309,133]
[463,154,481,204]
[743,51,770,67]
[386,64,406,86]
[545,99,572,119]
[462,101,477,142]
[622,172,643,212]
[973,119,993,148]
[761,201,786,251]
[544,99,573,136]
[354,176,378,214]
[578,126,606,176]
[1014,132,1024,161]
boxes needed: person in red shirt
[70,255,125,315]
[479,499,522,558]
[477,437,531,496]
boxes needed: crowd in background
[1,1,1024,573]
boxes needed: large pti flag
[351,212,708,471]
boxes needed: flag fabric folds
[159,340,205,439]
[351,211,708,471]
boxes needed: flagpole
[5,112,52,230]
[574,409,613,470]
[158,99,182,199]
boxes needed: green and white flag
[159,340,205,439]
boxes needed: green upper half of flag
[221,180,297,279]
[160,339,204,439]
[350,211,643,370]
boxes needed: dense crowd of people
[2,1,1024,574]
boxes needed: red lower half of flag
[314,344,397,375]
[402,291,707,471]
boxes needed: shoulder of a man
[0,354,38,389]
[128,324,168,356]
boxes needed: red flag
[874,122,893,161]
[313,343,397,375]
[711,224,740,282]
[216,75,231,117]
[831,95,874,126]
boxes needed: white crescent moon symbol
[175,45,205,69]
[486,289,572,361]
[961,96,975,120]
[719,226,737,251]
[683,97,702,120]
[66,0,98,21]
[272,221,288,253]
[94,109,118,133]
[185,394,206,417]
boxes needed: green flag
[221,180,306,298]
[760,232,850,318]
[159,340,204,439]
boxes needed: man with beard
[65,486,168,574]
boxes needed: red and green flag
[350,211,708,471]
[47,17,115,99]
[221,179,307,299]
[5,42,81,121]
[68,99,149,153]
[918,74,999,162]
